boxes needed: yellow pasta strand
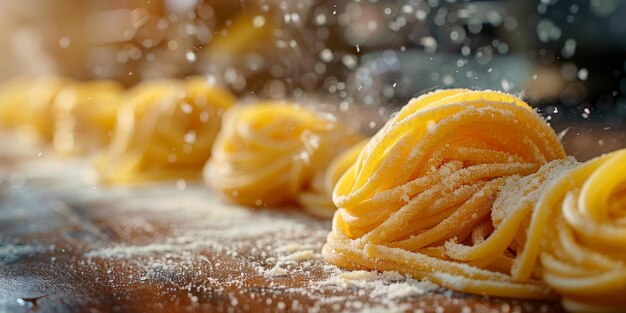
[520,149,626,312]
[298,140,368,218]
[205,102,362,207]
[96,77,236,183]
[53,80,125,155]
[323,89,567,299]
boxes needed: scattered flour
[282,249,316,261]
[275,242,314,253]
[85,243,200,258]
[0,130,562,313]
[0,244,51,264]
[258,265,289,277]
[322,270,438,299]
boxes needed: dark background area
[0,0,624,131]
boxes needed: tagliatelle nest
[97,77,236,183]
[205,102,363,208]
[324,89,568,299]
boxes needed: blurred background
[0,0,625,157]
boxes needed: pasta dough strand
[297,140,368,218]
[323,89,567,299]
[205,102,362,208]
[53,80,125,155]
[97,77,236,183]
[526,150,626,312]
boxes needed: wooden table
[0,124,624,313]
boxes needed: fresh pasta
[96,77,236,183]
[323,89,567,299]
[0,75,73,142]
[0,75,33,128]
[53,80,125,155]
[298,140,368,218]
[518,149,626,312]
[205,102,363,207]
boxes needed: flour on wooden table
[0,134,558,313]
[0,244,53,264]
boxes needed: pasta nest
[0,75,73,142]
[205,102,363,207]
[53,80,125,155]
[97,77,236,183]
[324,89,567,299]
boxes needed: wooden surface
[0,124,624,313]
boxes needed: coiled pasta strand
[323,89,567,299]
[97,77,236,183]
[205,102,363,207]
[516,149,626,312]
[298,140,368,218]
